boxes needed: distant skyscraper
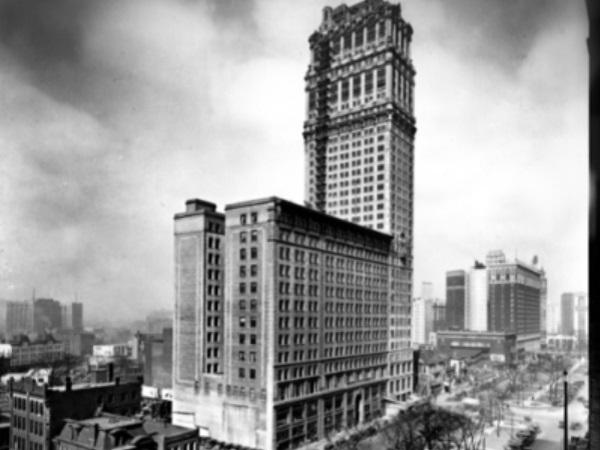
[432,301,446,332]
[466,262,487,332]
[71,302,83,331]
[445,270,466,330]
[303,0,415,398]
[539,269,547,335]
[33,298,62,335]
[6,301,33,338]
[173,197,395,449]
[487,256,542,351]
[411,297,435,346]
[560,293,576,335]
[574,293,588,341]
[421,282,434,301]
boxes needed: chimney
[66,377,72,392]
[108,362,114,382]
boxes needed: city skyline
[0,0,587,320]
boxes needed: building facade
[445,270,466,331]
[54,415,199,450]
[487,257,542,351]
[410,298,433,346]
[465,263,487,332]
[436,331,517,365]
[9,377,142,450]
[33,299,62,336]
[6,302,33,339]
[133,328,173,389]
[539,269,547,336]
[303,0,415,400]
[7,335,64,369]
[173,197,395,450]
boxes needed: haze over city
[0,0,587,321]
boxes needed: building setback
[303,0,415,400]
[173,197,395,450]
[445,270,466,331]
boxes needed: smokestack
[108,363,114,382]
[66,377,72,392]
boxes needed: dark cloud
[432,0,572,72]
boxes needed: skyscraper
[465,262,487,332]
[560,293,576,335]
[303,0,415,401]
[445,270,466,330]
[173,197,394,449]
[487,256,542,352]
[6,301,33,338]
[33,298,62,335]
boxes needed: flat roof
[224,196,392,241]
[71,416,141,430]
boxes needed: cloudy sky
[0,0,587,326]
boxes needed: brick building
[9,377,142,450]
[53,414,199,450]
[173,197,395,450]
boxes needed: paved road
[484,358,588,450]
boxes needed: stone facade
[303,0,415,401]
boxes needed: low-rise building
[436,330,517,365]
[413,349,449,398]
[7,335,64,369]
[54,414,199,450]
[9,376,142,450]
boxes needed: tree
[382,405,485,450]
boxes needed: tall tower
[304,0,415,401]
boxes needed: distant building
[6,302,33,339]
[487,255,542,351]
[173,197,397,449]
[9,377,142,450]
[432,302,446,332]
[57,330,94,358]
[560,293,576,336]
[539,269,547,336]
[145,311,173,335]
[132,328,172,389]
[574,293,588,343]
[54,414,199,450]
[411,298,434,346]
[33,299,62,335]
[465,262,487,332]
[445,270,467,330]
[61,303,84,332]
[92,344,132,360]
[8,335,64,369]
[436,330,517,365]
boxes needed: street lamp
[563,369,568,450]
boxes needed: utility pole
[563,369,568,450]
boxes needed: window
[240,232,247,243]
[239,334,246,345]
[250,282,257,293]
[250,230,258,242]
[240,248,247,260]
[250,369,256,379]
[240,214,247,225]
[239,317,247,327]
[341,79,349,101]
[250,317,257,328]
[250,334,257,345]
[365,71,373,95]
[249,352,257,362]
[239,351,246,361]
[239,283,246,294]
[239,368,245,378]
[251,212,258,223]
[250,299,258,311]
[250,265,258,277]
[250,247,258,259]
[377,68,386,90]
[239,299,246,310]
[239,266,246,277]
